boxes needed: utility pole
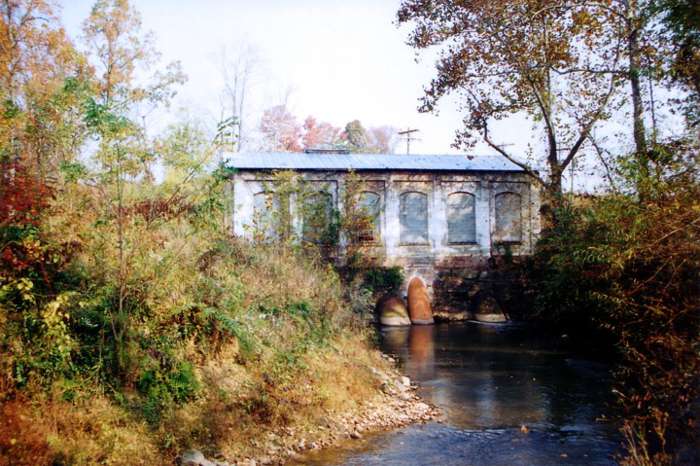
[398,128,420,155]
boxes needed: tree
[597,0,658,193]
[81,0,184,373]
[652,0,700,130]
[301,115,340,149]
[342,119,369,152]
[217,42,261,152]
[0,0,88,179]
[565,0,696,195]
[367,126,398,153]
[397,1,624,215]
[259,105,302,152]
[83,0,185,105]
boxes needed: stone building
[228,152,540,319]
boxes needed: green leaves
[59,161,87,183]
[2,99,20,120]
[215,115,239,150]
[83,98,131,136]
[136,360,200,424]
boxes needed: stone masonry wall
[231,170,540,318]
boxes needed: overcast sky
[59,0,540,157]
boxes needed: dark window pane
[400,191,429,244]
[447,192,476,243]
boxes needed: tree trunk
[627,0,650,197]
[539,169,564,230]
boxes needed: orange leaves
[0,1,88,180]
[302,116,341,150]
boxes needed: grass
[1,227,392,465]
[0,331,387,465]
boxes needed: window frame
[399,190,430,246]
[446,191,477,245]
[301,190,336,244]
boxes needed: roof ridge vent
[303,146,350,154]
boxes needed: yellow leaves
[0,276,34,305]
[15,278,33,291]
[41,292,76,358]
[15,278,36,303]
[82,0,158,103]
[21,236,42,260]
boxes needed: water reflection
[383,325,437,380]
[381,325,410,355]
[386,323,612,431]
[294,322,619,466]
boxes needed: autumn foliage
[522,153,700,465]
[0,159,71,287]
[0,161,50,226]
[259,106,397,153]
[0,0,697,464]
[0,3,398,464]
[400,1,699,463]
[0,398,52,466]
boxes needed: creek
[296,322,620,465]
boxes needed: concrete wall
[231,170,540,312]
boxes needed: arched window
[447,192,476,244]
[302,191,335,243]
[358,191,381,242]
[494,192,522,243]
[400,191,429,244]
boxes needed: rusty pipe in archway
[407,276,434,325]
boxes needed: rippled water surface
[295,322,620,466]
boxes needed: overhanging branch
[481,119,544,186]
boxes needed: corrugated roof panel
[226,152,524,172]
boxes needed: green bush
[361,267,404,295]
[137,361,200,424]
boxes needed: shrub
[362,266,404,296]
[137,361,200,424]
[525,175,700,464]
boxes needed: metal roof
[226,152,524,172]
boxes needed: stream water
[296,322,620,465]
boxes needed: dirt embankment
[178,353,439,466]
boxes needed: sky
[58,0,687,192]
[59,0,536,157]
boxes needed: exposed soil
[177,354,440,466]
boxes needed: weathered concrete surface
[231,170,540,318]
